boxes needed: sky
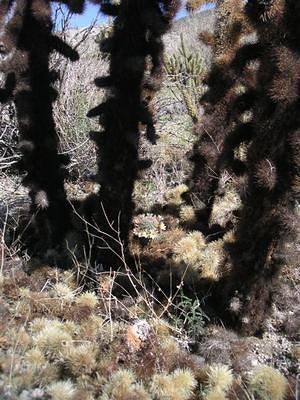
[53,1,215,29]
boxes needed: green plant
[169,290,209,340]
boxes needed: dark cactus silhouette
[86,0,180,268]
[181,0,299,335]
[184,0,252,233]
[218,0,300,335]
[0,0,82,260]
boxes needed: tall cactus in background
[0,0,83,260]
[86,0,180,267]
[218,0,300,335]
[164,34,205,122]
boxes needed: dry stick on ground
[68,199,189,330]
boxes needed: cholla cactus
[165,184,189,206]
[209,187,241,228]
[181,0,299,336]
[95,17,114,44]
[99,369,150,400]
[206,364,233,393]
[201,364,233,400]
[173,231,206,266]
[62,343,97,377]
[150,368,197,400]
[198,239,225,280]
[33,324,73,358]
[47,380,77,400]
[24,348,46,369]
[248,365,288,400]
[75,291,98,309]
[164,35,205,121]
[53,283,75,304]
[179,205,197,225]
[173,231,225,280]
[217,0,300,335]
[165,43,204,82]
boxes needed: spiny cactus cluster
[0,0,180,268]
[130,184,240,308]
[0,264,292,400]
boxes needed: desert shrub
[0,102,19,172]
[53,50,106,181]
